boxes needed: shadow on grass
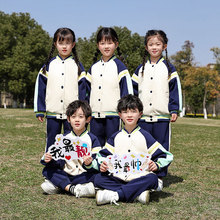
[150,191,173,202]
[163,173,184,188]
[150,173,184,202]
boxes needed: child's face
[55,36,75,60]
[67,107,90,136]
[145,35,167,62]
[98,38,118,62]
[119,108,142,129]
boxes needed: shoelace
[156,179,163,191]
[110,195,119,206]
[74,187,81,198]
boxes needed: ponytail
[72,46,81,76]
[165,49,172,77]
[141,50,149,76]
[93,48,100,64]
[42,43,55,75]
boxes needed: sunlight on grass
[0,109,219,219]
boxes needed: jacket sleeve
[115,59,133,97]
[78,63,87,101]
[146,134,173,170]
[93,133,117,172]
[85,67,92,103]
[34,68,47,117]
[140,130,173,170]
[131,64,142,97]
[83,133,102,172]
[40,155,66,169]
[119,70,134,97]
[168,70,182,114]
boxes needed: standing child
[132,30,182,177]
[34,27,87,152]
[40,100,101,197]
[92,95,173,205]
[87,27,133,146]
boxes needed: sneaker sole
[96,191,101,205]
[41,182,59,195]
[82,189,96,198]
[84,183,96,197]
[96,191,105,205]
[145,191,150,204]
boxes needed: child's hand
[83,155,93,165]
[44,152,52,163]
[148,160,158,172]
[171,113,178,122]
[37,116,44,122]
[100,161,108,172]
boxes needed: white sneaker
[74,182,95,198]
[156,178,163,191]
[96,190,119,205]
[136,190,150,204]
[41,179,59,195]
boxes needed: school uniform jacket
[97,126,173,182]
[34,55,87,119]
[87,55,133,118]
[132,57,182,122]
[41,129,101,176]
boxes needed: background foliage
[0,11,51,106]
[0,11,220,115]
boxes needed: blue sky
[1,0,220,66]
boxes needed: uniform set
[34,27,182,205]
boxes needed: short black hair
[117,94,143,113]
[66,100,92,118]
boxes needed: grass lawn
[0,109,219,220]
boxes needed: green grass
[0,109,219,220]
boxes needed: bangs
[146,34,164,44]
[97,27,118,43]
[117,95,143,113]
[123,103,138,111]
[53,28,75,43]
[118,102,141,112]
[57,32,73,43]
[101,34,115,42]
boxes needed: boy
[93,94,173,205]
[40,100,101,198]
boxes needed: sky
[1,0,220,66]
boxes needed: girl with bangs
[132,30,182,178]
[34,27,87,152]
[87,27,133,146]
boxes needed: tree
[170,40,194,116]
[184,66,220,119]
[77,36,97,72]
[210,47,220,74]
[0,11,51,107]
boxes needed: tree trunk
[180,90,185,117]
[13,100,17,108]
[23,98,26,108]
[203,108,208,119]
[203,88,207,119]
[3,92,7,108]
[212,102,216,117]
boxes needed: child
[93,95,173,205]
[87,27,133,146]
[132,30,182,177]
[40,100,101,197]
[34,27,87,152]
